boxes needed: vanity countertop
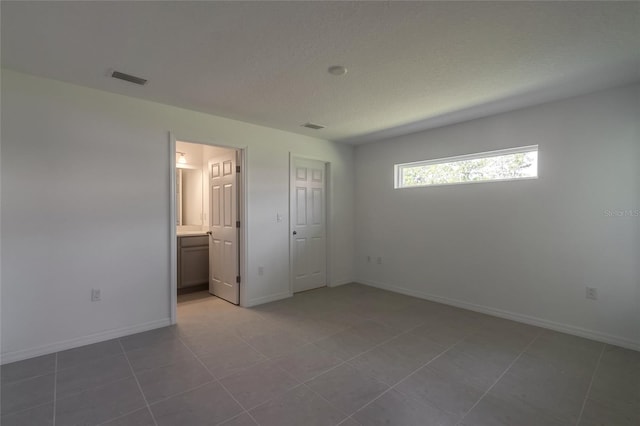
[177,231,208,237]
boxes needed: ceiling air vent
[302,122,325,130]
[111,70,148,86]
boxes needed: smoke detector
[328,65,348,76]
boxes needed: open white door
[290,157,326,293]
[208,151,240,304]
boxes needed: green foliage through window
[396,146,538,188]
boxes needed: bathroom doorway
[169,135,246,323]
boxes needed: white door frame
[169,133,248,324]
[288,153,331,295]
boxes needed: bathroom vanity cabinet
[178,235,209,288]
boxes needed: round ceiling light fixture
[328,65,348,76]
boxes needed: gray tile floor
[2,283,638,426]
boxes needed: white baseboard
[1,318,172,365]
[248,281,352,305]
[246,291,292,307]
[328,279,354,288]
[359,279,640,352]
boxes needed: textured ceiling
[2,1,639,144]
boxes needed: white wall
[355,84,640,350]
[0,70,355,362]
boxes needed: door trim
[288,153,331,296]
[169,133,248,324]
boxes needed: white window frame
[394,145,538,189]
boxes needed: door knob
[292,231,297,235]
[207,231,212,235]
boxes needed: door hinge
[236,275,241,284]
[236,221,240,228]
[236,165,241,173]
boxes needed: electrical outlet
[276,213,283,223]
[91,288,101,302]
[586,287,597,300]
[258,266,264,276]
[376,257,382,265]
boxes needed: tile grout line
[284,318,470,421]
[299,382,353,422]
[1,401,54,419]
[233,332,274,361]
[252,343,372,423]
[174,289,618,426]
[264,315,356,355]
[347,335,467,420]
[574,343,606,426]
[96,406,158,426]
[12,288,591,426]
[454,330,544,426]
[148,379,218,408]
[54,372,141,406]
[314,383,370,425]
[0,371,55,385]
[181,312,377,422]
[52,352,58,426]
[241,299,412,388]
[244,309,361,355]
[129,333,253,410]
[350,321,425,359]
[56,351,129,374]
[288,323,419,390]
[262,343,353,415]
[175,335,261,426]
[355,313,473,370]
[337,416,360,425]
[211,312,291,360]
[117,339,159,426]
[235,365,304,413]
[191,308,420,419]
[104,375,256,424]
[328,319,429,367]
[218,411,259,426]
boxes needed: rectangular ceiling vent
[111,70,148,86]
[302,122,325,130]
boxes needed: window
[395,145,538,188]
